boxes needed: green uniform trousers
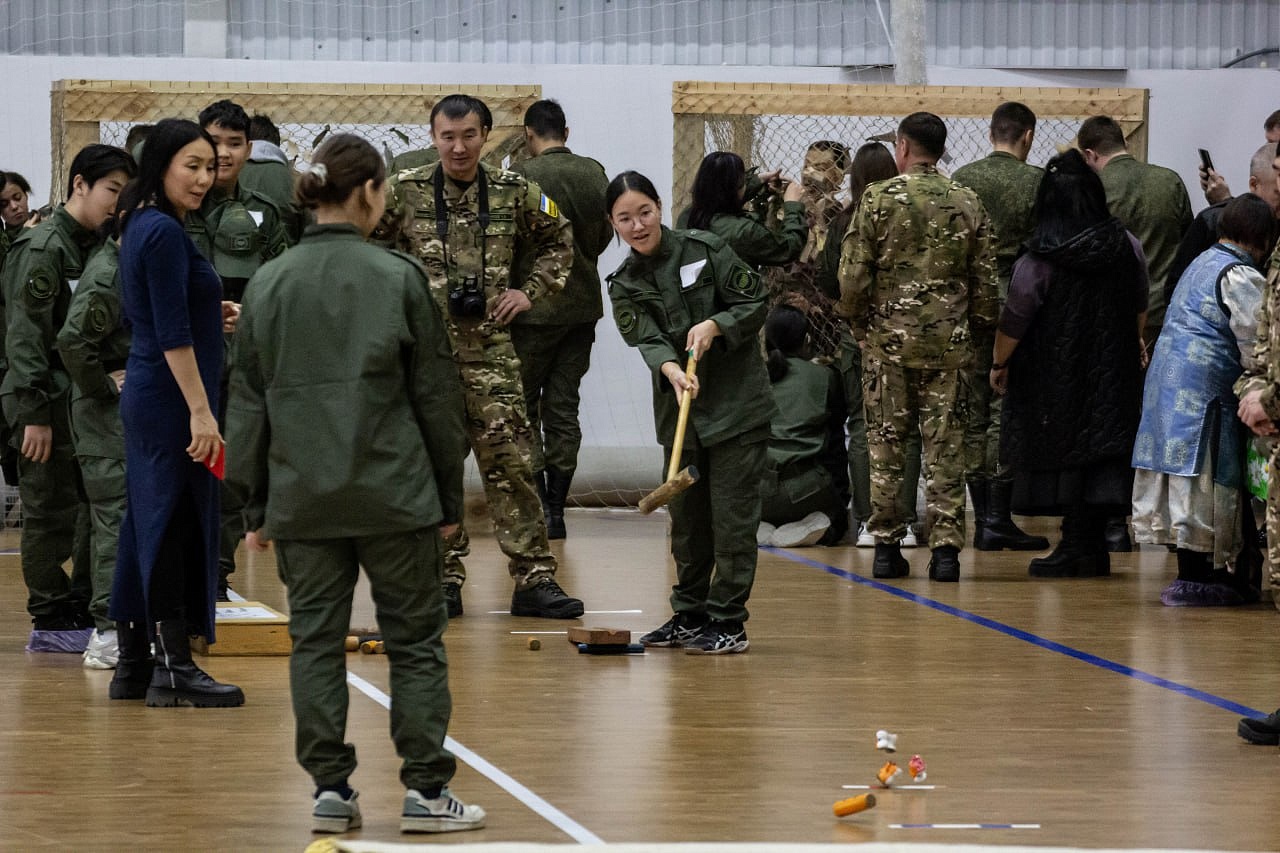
[443,359,556,590]
[511,321,596,476]
[276,528,458,792]
[864,357,966,549]
[837,336,922,524]
[760,459,842,527]
[962,342,1003,480]
[78,454,125,631]
[15,426,92,620]
[666,425,768,624]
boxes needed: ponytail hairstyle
[764,304,809,383]
[294,133,386,211]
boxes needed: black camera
[448,275,485,318]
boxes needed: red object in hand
[205,444,225,480]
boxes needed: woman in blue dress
[108,119,243,707]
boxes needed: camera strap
[433,165,490,294]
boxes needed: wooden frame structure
[49,80,541,202]
[671,81,1149,208]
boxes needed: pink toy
[908,753,927,782]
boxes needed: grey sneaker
[639,612,707,648]
[401,788,486,833]
[769,511,831,548]
[312,789,361,833]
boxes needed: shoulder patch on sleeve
[539,194,560,218]
[616,307,638,335]
[86,294,115,335]
[729,268,757,295]
[23,262,59,308]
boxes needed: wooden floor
[1,508,1278,851]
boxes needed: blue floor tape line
[768,547,1266,719]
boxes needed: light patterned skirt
[1131,444,1241,568]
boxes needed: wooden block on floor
[192,600,290,656]
[566,626,631,646]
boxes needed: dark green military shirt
[837,164,999,369]
[952,151,1043,283]
[226,223,467,539]
[239,146,305,245]
[510,145,611,325]
[768,356,842,470]
[56,238,128,459]
[676,201,808,270]
[607,226,775,448]
[381,161,572,363]
[185,182,292,301]
[0,206,100,427]
[1099,153,1193,330]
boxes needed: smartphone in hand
[1198,148,1215,173]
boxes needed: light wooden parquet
[0,509,1277,850]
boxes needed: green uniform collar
[905,163,940,176]
[300,222,366,241]
[203,182,244,209]
[626,226,675,274]
[988,151,1022,162]
[52,205,98,254]
[538,146,573,156]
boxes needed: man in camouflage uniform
[380,93,584,619]
[1079,114,1193,551]
[56,236,129,667]
[952,102,1049,553]
[509,99,612,541]
[837,112,999,583]
[192,99,292,599]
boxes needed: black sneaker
[639,612,707,648]
[1238,709,1280,745]
[927,545,960,582]
[442,583,463,618]
[684,620,749,655]
[510,578,584,619]
[872,543,910,578]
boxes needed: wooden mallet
[638,353,700,514]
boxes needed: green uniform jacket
[380,161,572,363]
[837,164,999,369]
[676,200,808,270]
[1099,154,1193,330]
[239,157,305,245]
[56,238,128,460]
[0,206,99,428]
[510,145,611,325]
[951,151,1043,281]
[226,223,467,539]
[185,182,292,299]
[768,356,844,470]
[607,226,775,448]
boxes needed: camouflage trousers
[442,355,557,591]
[863,357,966,549]
[1266,444,1280,607]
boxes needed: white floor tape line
[345,671,604,844]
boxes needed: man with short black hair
[837,112,998,583]
[509,99,611,541]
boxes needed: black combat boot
[544,467,573,541]
[1030,510,1109,577]
[146,620,245,708]
[975,478,1050,551]
[927,545,961,582]
[1104,516,1132,552]
[108,620,154,700]
[968,478,990,548]
[872,542,909,578]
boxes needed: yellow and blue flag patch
[539,194,560,218]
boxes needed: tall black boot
[1104,516,1133,552]
[544,467,573,541]
[1029,511,1104,577]
[108,620,154,700]
[968,478,989,549]
[146,620,245,708]
[977,478,1051,551]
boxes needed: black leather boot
[544,467,573,541]
[1031,511,1109,577]
[872,542,909,578]
[146,620,245,708]
[1104,516,1132,552]
[927,545,961,582]
[976,478,1050,551]
[968,478,989,549]
[108,620,154,700]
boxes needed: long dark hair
[764,305,809,382]
[1030,148,1111,248]
[116,118,215,234]
[848,142,896,212]
[687,151,745,231]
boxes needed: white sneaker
[82,628,119,669]
[855,521,875,547]
[402,788,486,833]
[769,511,831,548]
[901,528,919,548]
[312,789,361,833]
[756,522,777,546]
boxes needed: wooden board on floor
[191,600,290,656]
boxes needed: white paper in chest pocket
[679,259,707,290]
[248,211,264,227]
[67,279,80,293]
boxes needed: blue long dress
[109,207,224,640]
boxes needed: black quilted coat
[1001,217,1145,478]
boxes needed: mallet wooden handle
[666,353,698,481]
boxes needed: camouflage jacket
[1235,246,1280,418]
[56,237,128,459]
[836,164,999,369]
[0,206,100,426]
[1100,154,1193,330]
[951,151,1042,285]
[379,160,572,363]
[510,145,611,326]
